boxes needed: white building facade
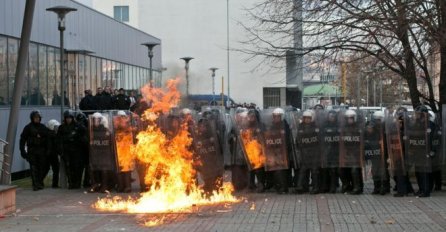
[90,0,288,108]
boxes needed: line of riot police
[19,104,444,198]
[227,105,444,197]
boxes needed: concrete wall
[0,107,65,173]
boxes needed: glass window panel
[101,59,107,88]
[114,6,129,22]
[90,57,97,92]
[85,55,91,91]
[29,43,44,105]
[0,36,7,105]
[125,65,130,90]
[111,61,116,90]
[54,48,61,106]
[38,45,48,105]
[28,43,39,105]
[7,38,19,105]
[47,47,56,105]
[78,54,85,107]
[67,53,75,109]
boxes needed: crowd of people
[18,95,443,198]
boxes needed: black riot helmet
[76,112,88,125]
[415,105,429,113]
[30,110,42,121]
[63,110,75,119]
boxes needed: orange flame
[113,116,135,172]
[93,78,239,222]
[241,130,265,169]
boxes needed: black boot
[350,168,362,195]
[310,170,320,194]
[329,168,338,193]
[254,168,266,193]
[372,179,381,194]
[296,168,309,194]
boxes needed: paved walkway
[1,184,446,232]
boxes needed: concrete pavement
[0,184,446,232]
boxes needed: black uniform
[57,111,87,189]
[45,127,60,188]
[296,120,321,194]
[339,117,363,195]
[113,93,131,110]
[320,112,340,193]
[364,122,389,195]
[79,94,97,114]
[228,122,250,191]
[20,111,50,191]
[76,113,91,188]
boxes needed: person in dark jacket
[28,88,46,105]
[44,119,61,188]
[76,112,91,188]
[20,111,50,191]
[57,110,87,189]
[113,88,131,110]
[52,90,70,107]
[79,90,96,115]
[93,87,103,110]
[100,86,113,110]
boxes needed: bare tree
[240,0,445,111]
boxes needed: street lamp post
[46,6,77,121]
[180,57,194,99]
[141,42,159,86]
[209,67,218,104]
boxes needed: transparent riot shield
[229,108,248,166]
[111,111,135,173]
[442,106,446,174]
[89,112,116,171]
[222,112,233,166]
[321,110,340,168]
[158,114,182,139]
[431,111,443,174]
[202,107,227,150]
[233,110,266,170]
[384,110,406,176]
[260,109,289,171]
[285,110,300,168]
[295,110,322,169]
[404,112,431,172]
[364,119,388,182]
[339,110,364,168]
[192,118,225,183]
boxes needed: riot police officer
[320,110,340,193]
[193,118,225,195]
[228,108,250,191]
[296,110,321,194]
[20,111,50,191]
[369,111,391,195]
[408,105,435,197]
[269,108,292,194]
[392,107,414,197]
[57,110,87,189]
[89,112,116,193]
[45,119,61,188]
[76,113,91,188]
[339,109,363,195]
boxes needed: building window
[114,6,129,22]
[263,87,281,108]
